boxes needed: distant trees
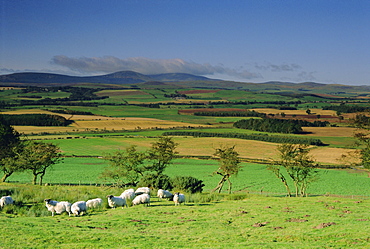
[212,145,242,194]
[194,110,266,118]
[233,118,329,134]
[268,144,319,197]
[162,131,325,146]
[1,114,73,126]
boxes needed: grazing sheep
[71,201,87,216]
[107,195,127,208]
[0,196,14,208]
[44,199,72,216]
[86,198,103,209]
[132,193,150,206]
[173,193,185,206]
[120,189,135,200]
[157,189,173,200]
[135,187,150,195]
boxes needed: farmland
[1,81,370,248]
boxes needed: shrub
[138,173,173,190]
[171,176,205,193]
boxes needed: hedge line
[162,131,325,146]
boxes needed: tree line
[233,118,329,134]
[162,131,325,146]
[1,114,73,126]
[322,104,370,113]
[193,110,266,117]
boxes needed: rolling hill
[1,71,370,95]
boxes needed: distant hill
[0,71,215,85]
[1,71,370,94]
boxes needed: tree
[146,136,178,176]
[102,137,178,187]
[19,141,63,185]
[306,109,311,115]
[269,143,319,197]
[0,117,23,182]
[101,145,146,187]
[352,114,370,174]
[212,145,242,194]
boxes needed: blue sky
[1,0,370,85]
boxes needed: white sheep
[86,198,103,209]
[0,196,14,208]
[135,187,150,195]
[120,189,135,200]
[107,195,127,208]
[157,189,173,200]
[44,199,72,216]
[71,201,87,216]
[132,193,150,206]
[173,192,185,206]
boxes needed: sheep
[157,189,173,201]
[132,193,150,206]
[44,199,72,216]
[86,198,103,209]
[71,201,87,216]
[107,195,127,208]
[120,189,135,200]
[173,192,185,206]
[0,196,14,208]
[135,187,151,196]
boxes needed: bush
[171,176,205,193]
[138,173,173,190]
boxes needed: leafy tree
[352,114,370,173]
[101,145,146,187]
[102,137,178,187]
[269,143,319,197]
[0,117,22,182]
[146,136,178,176]
[212,145,242,194]
[19,141,63,185]
[306,109,311,115]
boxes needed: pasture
[0,183,369,248]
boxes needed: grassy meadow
[0,184,369,248]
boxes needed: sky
[1,0,370,85]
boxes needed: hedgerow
[162,131,325,146]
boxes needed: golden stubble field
[0,109,210,133]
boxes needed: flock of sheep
[0,187,186,217]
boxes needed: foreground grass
[0,192,369,248]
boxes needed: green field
[6,157,370,196]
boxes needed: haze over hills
[1,71,370,94]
